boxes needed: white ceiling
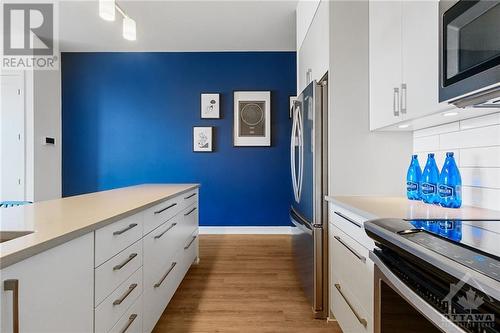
[59,0,297,52]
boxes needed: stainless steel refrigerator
[290,78,328,319]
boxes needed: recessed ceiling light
[443,111,459,117]
[398,124,410,129]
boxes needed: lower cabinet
[0,233,94,333]
[329,203,375,333]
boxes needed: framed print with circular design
[233,91,271,146]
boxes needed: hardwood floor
[153,235,341,333]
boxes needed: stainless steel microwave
[439,0,500,107]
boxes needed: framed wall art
[201,93,220,119]
[193,126,213,152]
[233,91,271,147]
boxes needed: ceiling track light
[99,0,136,41]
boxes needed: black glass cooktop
[402,219,500,282]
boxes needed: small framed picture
[201,93,220,119]
[193,126,213,152]
[233,91,271,147]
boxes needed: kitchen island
[0,184,199,333]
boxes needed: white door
[369,0,403,130]
[0,74,25,201]
[401,0,451,121]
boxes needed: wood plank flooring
[153,235,341,333]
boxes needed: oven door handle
[370,251,467,333]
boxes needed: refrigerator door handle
[290,104,300,202]
[296,107,304,201]
[290,207,313,234]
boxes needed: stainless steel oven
[439,0,500,106]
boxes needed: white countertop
[325,195,500,221]
[0,184,199,269]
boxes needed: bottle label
[407,181,419,192]
[421,182,436,195]
[438,185,454,198]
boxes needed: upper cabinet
[297,0,329,93]
[296,0,321,51]
[369,0,452,131]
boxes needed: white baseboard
[199,226,293,235]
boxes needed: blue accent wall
[62,52,296,227]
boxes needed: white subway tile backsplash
[413,122,459,138]
[460,113,500,130]
[461,146,500,168]
[462,187,500,211]
[461,168,500,189]
[413,112,500,210]
[414,135,440,152]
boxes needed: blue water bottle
[438,152,462,208]
[406,155,422,200]
[421,153,440,204]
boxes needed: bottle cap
[446,152,454,157]
[428,153,435,158]
[412,154,418,159]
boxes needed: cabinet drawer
[108,294,143,333]
[329,204,374,250]
[143,214,183,288]
[179,230,199,277]
[143,196,182,235]
[330,224,373,325]
[331,280,373,333]
[143,251,183,333]
[179,203,198,245]
[180,189,198,210]
[95,240,143,306]
[95,267,142,333]
[95,213,143,267]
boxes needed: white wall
[328,0,413,196]
[413,113,500,210]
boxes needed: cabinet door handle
[334,211,362,229]
[334,236,366,263]
[113,223,138,236]
[184,193,197,200]
[113,253,138,271]
[154,262,177,288]
[401,83,407,114]
[184,207,197,216]
[393,87,400,116]
[154,222,177,239]
[335,283,367,327]
[4,279,19,333]
[119,314,138,333]
[184,235,197,250]
[113,283,137,305]
[154,203,177,215]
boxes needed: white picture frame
[193,126,213,152]
[233,91,271,147]
[201,93,220,119]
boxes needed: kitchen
[0,0,499,333]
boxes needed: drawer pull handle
[4,279,19,333]
[113,223,138,236]
[154,262,177,288]
[113,253,138,271]
[334,236,366,263]
[184,207,197,216]
[184,193,197,200]
[335,283,367,327]
[154,203,177,215]
[119,314,137,333]
[113,283,138,305]
[334,211,362,229]
[154,222,177,239]
[184,235,197,250]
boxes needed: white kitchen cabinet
[297,0,329,93]
[296,0,321,51]
[369,0,451,131]
[0,233,94,333]
[369,0,403,130]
